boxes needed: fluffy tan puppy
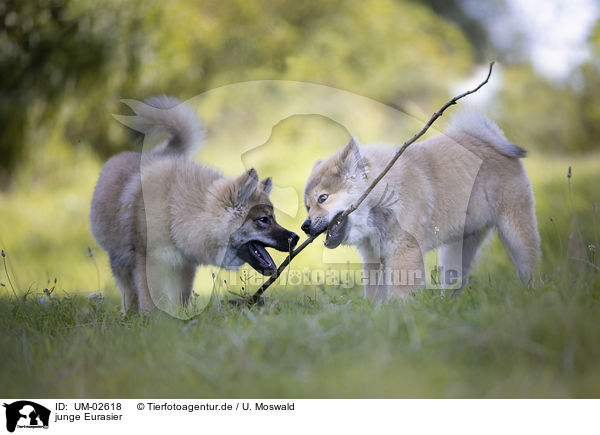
[302,112,540,301]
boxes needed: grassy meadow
[3,0,600,402]
[1,108,599,397]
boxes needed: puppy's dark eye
[256,216,270,224]
[318,193,329,204]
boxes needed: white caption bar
[0,399,597,434]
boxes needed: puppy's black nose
[301,219,312,235]
[288,232,300,249]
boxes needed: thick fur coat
[303,112,540,301]
[91,97,298,313]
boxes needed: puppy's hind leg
[497,195,540,286]
[109,254,138,315]
[439,229,489,293]
[134,252,156,314]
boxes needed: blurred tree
[577,63,600,149]
[282,0,472,107]
[576,19,600,148]
[0,0,162,184]
[0,0,107,182]
[1,0,474,186]
[414,0,530,64]
[492,65,590,154]
[493,17,600,155]
[414,0,490,59]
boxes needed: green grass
[1,272,599,398]
[1,131,599,397]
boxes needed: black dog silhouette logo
[3,401,50,432]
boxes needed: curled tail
[446,111,526,158]
[114,95,204,157]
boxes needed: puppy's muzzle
[287,231,300,249]
[301,218,328,237]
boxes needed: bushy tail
[446,111,526,158]
[114,95,204,157]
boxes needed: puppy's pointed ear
[260,177,273,195]
[338,136,367,177]
[235,168,259,205]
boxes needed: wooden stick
[247,62,495,305]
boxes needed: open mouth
[238,241,277,276]
[324,212,349,249]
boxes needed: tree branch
[246,62,495,305]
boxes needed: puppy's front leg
[358,242,387,302]
[386,244,425,300]
[178,262,197,306]
[362,262,387,302]
[144,252,192,310]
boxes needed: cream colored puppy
[302,112,540,301]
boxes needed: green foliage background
[1,0,599,292]
[0,0,599,397]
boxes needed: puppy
[302,112,540,301]
[90,96,298,313]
